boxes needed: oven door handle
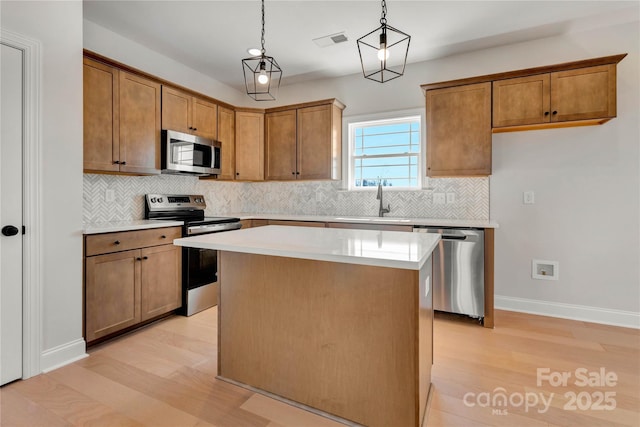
[187,222,242,235]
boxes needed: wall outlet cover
[433,193,446,204]
[523,191,535,204]
[446,192,456,204]
[532,259,559,281]
[105,189,115,202]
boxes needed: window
[348,115,422,189]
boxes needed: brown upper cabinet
[493,64,617,129]
[235,110,265,181]
[426,83,492,177]
[161,86,218,140]
[217,106,236,180]
[83,57,161,175]
[265,100,344,181]
[421,53,626,176]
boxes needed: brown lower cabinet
[326,222,414,232]
[84,227,181,344]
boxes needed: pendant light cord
[261,0,266,56]
[380,0,387,25]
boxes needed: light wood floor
[1,308,639,426]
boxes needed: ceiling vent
[313,32,349,48]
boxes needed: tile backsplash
[83,174,489,223]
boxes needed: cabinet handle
[292,172,295,175]
[552,111,558,115]
[161,235,166,239]
[296,172,300,175]
[142,256,148,260]
[136,257,142,261]
[120,161,126,165]
[544,111,550,116]
[188,126,193,130]
[193,128,197,131]
[113,160,120,164]
[114,240,120,245]
[236,172,240,176]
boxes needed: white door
[1,43,24,385]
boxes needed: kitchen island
[174,226,440,427]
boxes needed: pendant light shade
[242,0,282,101]
[357,0,410,83]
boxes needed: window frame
[343,108,426,191]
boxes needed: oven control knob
[158,197,163,203]
[150,197,157,203]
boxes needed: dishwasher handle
[441,234,468,241]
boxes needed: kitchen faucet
[376,180,391,217]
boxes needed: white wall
[1,1,86,369]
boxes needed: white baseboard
[41,338,88,373]
[495,295,640,329]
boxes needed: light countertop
[228,213,499,229]
[174,225,441,270]
[83,220,184,235]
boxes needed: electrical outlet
[532,259,559,280]
[315,193,322,202]
[446,192,456,204]
[523,191,535,204]
[433,193,445,204]
[105,189,115,202]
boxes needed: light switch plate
[433,193,445,204]
[523,191,535,204]
[105,189,115,202]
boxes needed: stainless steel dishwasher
[414,227,484,320]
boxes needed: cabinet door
[493,74,550,127]
[85,250,141,342]
[140,244,182,321]
[235,111,264,181]
[426,83,492,177]
[83,58,120,172]
[297,104,335,180]
[119,72,161,174]
[161,86,191,134]
[265,109,297,180]
[551,64,616,122]
[218,106,236,180]
[192,97,218,140]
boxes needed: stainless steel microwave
[161,129,221,176]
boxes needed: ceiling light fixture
[357,0,411,83]
[241,0,282,101]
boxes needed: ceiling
[83,1,639,91]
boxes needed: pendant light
[357,0,411,83]
[242,0,282,101]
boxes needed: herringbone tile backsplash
[84,174,489,223]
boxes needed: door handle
[2,225,19,236]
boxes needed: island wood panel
[219,252,432,427]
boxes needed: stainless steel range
[145,194,241,316]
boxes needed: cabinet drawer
[85,226,181,256]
